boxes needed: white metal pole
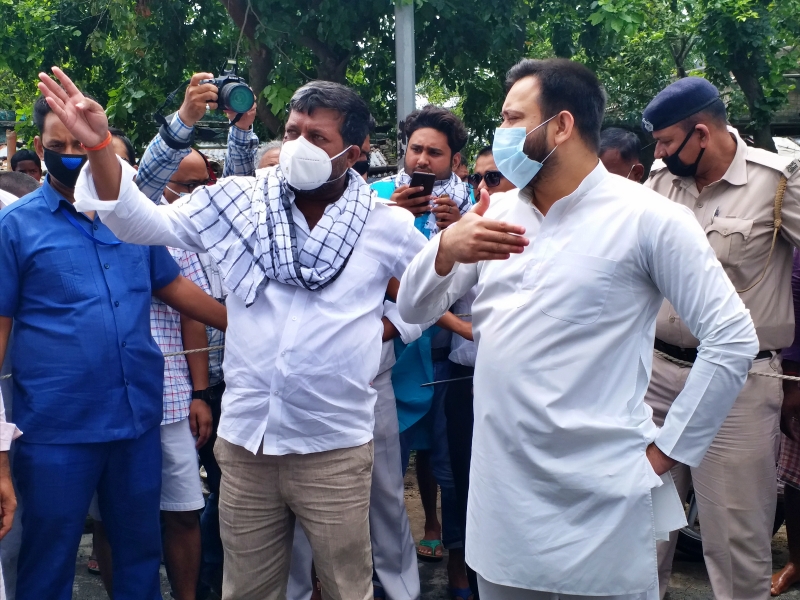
[395,0,415,172]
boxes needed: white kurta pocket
[643,457,688,541]
[538,251,617,324]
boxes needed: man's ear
[33,136,44,160]
[631,163,645,182]
[553,111,575,146]
[344,144,361,167]
[696,124,711,148]
[452,152,462,170]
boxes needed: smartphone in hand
[408,171,436,201]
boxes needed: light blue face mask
[492,115,558,189]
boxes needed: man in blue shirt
[0,96,227,600]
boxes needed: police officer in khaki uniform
[642,77,800,600]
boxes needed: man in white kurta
[397,58,758,600]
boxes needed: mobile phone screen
[408,172,436,200]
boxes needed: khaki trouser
[215,438,374,600]
[645,352,783,600]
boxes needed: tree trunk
[222,0,281,135]
[249,45,282,136]
[731,67,777,152]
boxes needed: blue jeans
[14,426,163,600]
[400,359,462,549]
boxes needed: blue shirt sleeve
[0,214,21,317]
[149,245,181,290]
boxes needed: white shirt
[397,163,758,595]
[448,286,477,367]
[75,160,427,455]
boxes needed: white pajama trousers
[287,368,419,600]
[477,575,656,600]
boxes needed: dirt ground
[70,464,800,599]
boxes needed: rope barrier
[417,350,800,388]
[2,347,798,384]
[0,345,227,381]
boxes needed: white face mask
[279,135,352,191]
[164,185,189,199]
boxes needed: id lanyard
[59,206,122,246]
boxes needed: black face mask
[43,148,88,189]
[663,128,705,177]
[353,160,369,176]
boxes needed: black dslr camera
[200,60,255,114]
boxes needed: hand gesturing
[37,67,109,148]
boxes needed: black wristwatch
[192,388,213,403]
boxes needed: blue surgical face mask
[492,115,558,189]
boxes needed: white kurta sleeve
[74,156,207,253]
[645,203,758,467]
[382,300,423,345]
[397,233,480,324]
[0,388,21,452]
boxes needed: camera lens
[220,82,255,114]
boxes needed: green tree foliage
[1,0,796,154]
[0,0,238,148]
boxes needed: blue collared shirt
[0,177,180,444]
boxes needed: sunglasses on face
[468,170,504,188]
[168,179,213,192]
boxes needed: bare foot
[772,563,800,596]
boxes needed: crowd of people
[0,55,798,600]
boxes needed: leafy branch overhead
[0,0,796,154]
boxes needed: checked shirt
[151,241,211,424]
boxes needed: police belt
[655,338,773,364]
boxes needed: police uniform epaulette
[647,158,668,178]
[746,147,799,179]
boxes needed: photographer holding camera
[136,72,259,202]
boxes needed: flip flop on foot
[772,563,800,596]
[417,538,444,562]
[449,586,474,600]
[87,556,100,575]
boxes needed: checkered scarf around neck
[395,169,472,238]
[188,166,372,306]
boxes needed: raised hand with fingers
[434,188,528,276]
[391,184,431,216]
[225,101,258,131]
[37,67,109,148]
[179,73,218,127]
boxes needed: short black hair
[505,58,606,152]
[109,127,136,166]
[476,145,493,159]
[10,149,41,171]
[599,128,641,163]
[33,95,50,135]
[0,171,40,198]
[289,81,372,148]
[679,99,728,133]
[34,92,98,136]
[404,105,468,156]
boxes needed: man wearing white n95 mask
[38,67,428,600]
[397,57,757,600]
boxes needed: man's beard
[522,126,558,189]
[404,157,450,182]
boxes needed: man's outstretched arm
[398,189,527,324]
[154,275,227,332]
